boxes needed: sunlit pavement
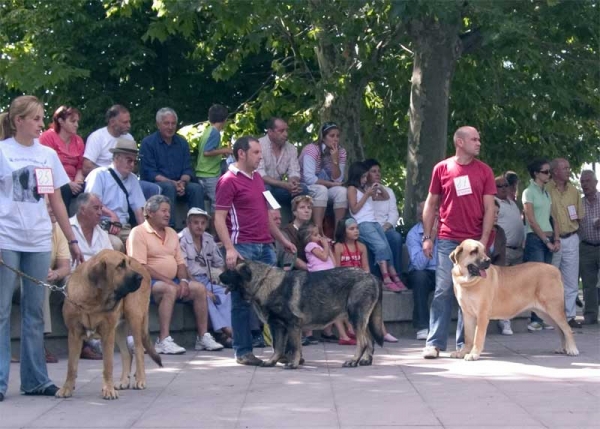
[3,324,599,429]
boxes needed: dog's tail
[142,320,163,368]
[368,282,385,347]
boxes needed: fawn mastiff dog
[449,239,578,361]
[219,261,384,369]
[56,250,162,400]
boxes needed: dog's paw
[359,357,373,366]
[566,347,580,356]
[132,379,147,390]
[102,386,119,400]
[342,360,358,368]
[55,386,73,398]
[464,353,480,361]
[115,379,130,390]
[450,350,466,359]
[262,359,277,367]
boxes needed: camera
[100,219,112,231]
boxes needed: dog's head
[85,250,145,311]
[449,239,491,282]
[219,262,254,300]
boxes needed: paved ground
[2,324,599,429]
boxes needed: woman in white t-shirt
[0,95,83,401]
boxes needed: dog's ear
[87,260,107,288]
[239,263,252,282]
[449,246,462,265]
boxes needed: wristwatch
[180,278,190,284]
[543,237,551,244]
[422,235,431,243]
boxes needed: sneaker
[196,333,224,351]
[306,335,320,345]
[422,346,439,359]
[527,321,543,332]
[383,333,398,343]
[252,332,266,348]
[126,335,135,355]
[236,352,264,366]
[568,319,582,329]
[155,336,186,355]
[416,329,429,340]
[498,320,513,336]
[542,322,555,330]
[320,333,339,343]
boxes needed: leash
[0,259,86,311]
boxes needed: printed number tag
[453,175,472,196]
[35,168,54,194]
[263,191,281,210]
[567,205,578,220]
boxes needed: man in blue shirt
[406,201,438,340]
[140,108,204,228]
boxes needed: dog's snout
[481,258,491,269]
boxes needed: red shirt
[39,129,84,181]
[429,157,496,241]
[215,165,272,244]
[339,242,362,268]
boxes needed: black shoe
[306,335,319,345]
[320,333,339,343]
[24,384,59,396]
[236,353,264,366]
[301,336,311,346]
[252,333,266,348]
[568,319,582,329]
[576,297,583,308]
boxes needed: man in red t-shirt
[214,136,295,366]
[420,126,497,359]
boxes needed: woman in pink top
[39,106,84,212]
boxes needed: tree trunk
[403,18,462,225]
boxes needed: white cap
[187,207,211,220]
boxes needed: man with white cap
[179,207,233,347]
[85,138,146,251]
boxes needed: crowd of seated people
[1,95,597,401]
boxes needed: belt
[582,240,600,247]
[560,231,578,239]
[506,246,521,250]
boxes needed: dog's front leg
[263,322,286,367]
[56,331,84,398]
[115,321,131,390]
[99,324,119,400]
[451,313,476,359]
[464,312,489,361]
[284,326,303,370]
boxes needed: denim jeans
[358,222,392,263]
[425,239,464,351]
[407,269,436,330]
[0,250,53,395]
[158,181,205,228]
[385,228,403,274]
[551,234,579,320]
[523,233,552,324]
[231,243,276,358]
[266,184,309,208]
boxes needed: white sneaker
[422,345,439,359]
[416,329,429,340]
[126,335,135,355]
[498,320,513,335]
[195,333,224,351]
[155,336,186,355]
[527,321,543,331]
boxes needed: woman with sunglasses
[522,158,560,331]
[40,106,85,213]
[299,122,348,237]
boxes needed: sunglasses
[496,184,510,188]
[538,170,550,175]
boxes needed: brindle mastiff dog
[219,261,384,369]
[56,250,162,400]
[449,239,578,361]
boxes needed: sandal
[391,274,409,292]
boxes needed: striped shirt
[299,143,347,185]
[580,192,600,244]
[257,135,301,180]
[215,164,272,244]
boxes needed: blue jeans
[158,181,205,228]
[385,228,403,274]
[523,233,553,323]
[266,184,309,208]
[0,250,53,395]
[358,222,392,263]
[407,269,436,330]
[140,180,161,200]
[426,239,464,351]
[231,243,276,358]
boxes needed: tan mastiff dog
[56,250,162,400]
[449,239,578,361]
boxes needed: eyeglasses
[496,184,510,188]
[538,170,550,175]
